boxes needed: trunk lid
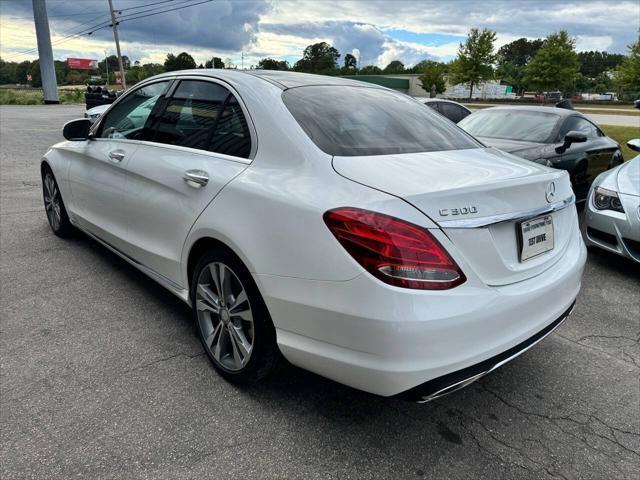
[332,147,576,286]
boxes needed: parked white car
[84,103,109,124]
[41,70,586,401]
[583,140,640,262]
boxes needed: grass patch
[600,125,640,161]
[0,88,85,105]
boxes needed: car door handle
[183,169,209,187]
[108,150,125,163]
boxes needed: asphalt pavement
[1,105,639,480]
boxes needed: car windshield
[282,86,480,156]
[458,109,560,143]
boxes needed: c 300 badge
[439,206,478,216]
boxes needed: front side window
[283,86,480,157]
[458,109,560,143]
[99,81,170,140]
[558,116,598,140]
[151,80,251,158]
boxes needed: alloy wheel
[196,262,254,371]
[43,173,62,231]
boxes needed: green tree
[383,60,404,74]
[448,28,497,99]
[257,58,290,70]
[417,61,447,96]
[494,37,543,94]
[293,42,340,73]
[524,31,580,93]
[613,38,640,96]
[53,60,70,85]
[0,57,19,84]
[164,52,196,71]
[343,53,357,70]
[578,51,626,78]
[497,38,543,66]
[205,57,225,69]
[358,65,382,75]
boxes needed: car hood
[86,104,110,116]
[616,156,640,196]
[475,136,552,161]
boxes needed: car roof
[147,69,384,90]
[478,105,581,117]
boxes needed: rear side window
[282,86,480,156]
[439,103,466,123]
[152,80,251,158]
[424,102,441,113]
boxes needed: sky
[1,0,638,69]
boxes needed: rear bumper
[255,225,586,397]
[396,301,574,402]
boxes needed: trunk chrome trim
[437,195,575,229]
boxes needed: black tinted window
[459,109,560,142]
[559,116,598,139]
[424,102,441,113]
[282,86,479,156]
[439,103,465,123]
[99,81,169,139]
[152,80,251,158]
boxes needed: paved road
[1,105,639,480]
[583,113,640,128]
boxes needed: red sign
[67,58,98,70]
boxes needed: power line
[117,0,177,12]
[106,0,215,26]
[3,0,215,61]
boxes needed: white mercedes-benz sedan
[41,70,586,401]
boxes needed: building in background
[343,74,516,100]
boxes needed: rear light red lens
[324,207,466,290]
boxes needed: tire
[190,249,280,384]
[42,166,74,237]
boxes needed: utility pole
[32,0,59,104]
[104,50,109,87]
[107,0,126,90]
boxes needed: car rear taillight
[323,208,465,290]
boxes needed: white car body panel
[43,70,586,398]
[68,138,139,251]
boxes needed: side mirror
[627,139,640,152]
[62,118,91,141]
[555,130,587,154]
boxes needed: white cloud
[575,35,614,52]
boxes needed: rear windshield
[282,86,480,156]
[458,109,560,143]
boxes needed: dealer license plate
[519,214,554,261]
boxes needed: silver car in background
[583,139,640,262]
[84,103,109,124]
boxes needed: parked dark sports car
[458,106,623,200]
[416,98,472,123]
